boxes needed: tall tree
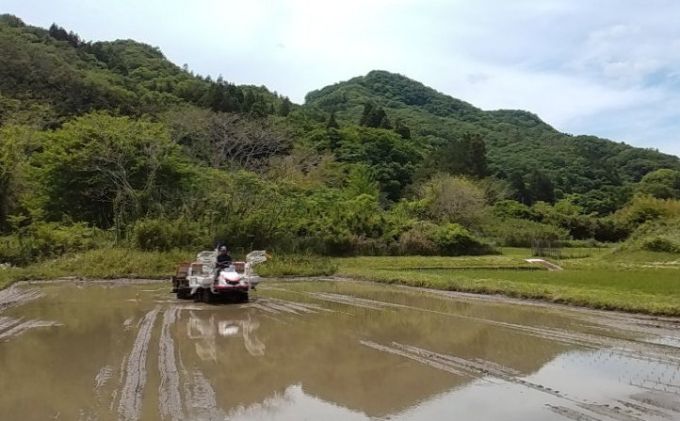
[509,172,531,205]
[528,170,556,203]
[278,96,292,116]
[394,118,411,139]
[359,103,391,129]
[326,112,339,130]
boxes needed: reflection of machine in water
[187,311,265,360]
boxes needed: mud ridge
[0,316,22,333]
[183,369,225,420]
[117,306,160,421]
[158,307,184,421]
[0,286,42,312]
[0,318,61,342]
[308,292,407,310]
[94,365,113,396]
[546,404,601,421]
[250,298,329,315]
[359,340,470,377]
[123,318,134,330]
[631,391,680,414]
[576,403,646,421]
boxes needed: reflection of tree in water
[187,311,265,361]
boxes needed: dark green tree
[278,97,292,116]
[394,118,411,139]
[326,112,339,129]
[528,170,556,203]
[509,172,531,205]
[359,103,391,129]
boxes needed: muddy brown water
[1,279,680,421]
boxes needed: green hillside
[0,14,289,126]
[305,70,680,204]
[1,14,679,264]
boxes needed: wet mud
[0,279,679,420]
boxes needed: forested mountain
[0,14,290,127]
[305,70,680,207]
[1,14,680,261]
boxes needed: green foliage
[305,70,680,207]
[636,168,680,199]
[423,132,488,179]
[484,218,570,247]
[37,113,188,233]
[431,223,495,256]
[359,102,391,128]
[619,215,680,254]
[420,175,486,227]
[615,195,680,227]
[132,218,209,251]
[0,16,285,119]
[642,236,680,253]
[0,222,105,265]
[334,126,421,200]
[493,200,536,220]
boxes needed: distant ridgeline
[1,13,680,260]
[305,70,680,207]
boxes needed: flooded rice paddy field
[1,279,680,421]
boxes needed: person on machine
[216,245,232,269]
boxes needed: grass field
[336,250,680,316]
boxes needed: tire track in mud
[249,298,331,315]
[158,307,184,421]
[174,310,226,420]
[182,369,225,420]
[95,365,114,396]
[632,391,680,414]
[307,292,408,310]
[546,404,601,421]
[0,316,21,332]
[117,306,160,421]
[0,286,42,312]
[318,291,680,366]
[0,317,62,342]
[360,340,676,421]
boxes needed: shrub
[617,216,680,254]
[397,222,494,256]
[493,200,537,220]
[591,218,630,243]
[132,218,209,251]
[615,195,680,227]
[642,237,680,253]
[0,222,105,265]
[398,224,438,255]
[431,223,495,255]
[484,218,569,247]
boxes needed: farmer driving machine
[172,250,268,303]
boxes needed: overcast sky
[4,0,680,156]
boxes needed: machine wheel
[239,292,249,303]
[176,289,192,300]
[202,288,215,304]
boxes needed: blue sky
[4,0,680,156]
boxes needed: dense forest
[1,14,680,264]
